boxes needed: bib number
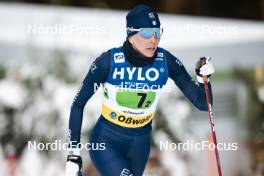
[116,90,156,109]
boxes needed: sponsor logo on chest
[114,53,125,63]
[113,67,159,81]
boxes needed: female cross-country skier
[65,4,214,176]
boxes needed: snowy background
[0,2,264,176]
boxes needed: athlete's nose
[149,35,156,43]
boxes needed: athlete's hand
[195,57,215,83]
[65,148,83,176]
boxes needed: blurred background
[0,0,263,176]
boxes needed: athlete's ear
[128,37,134,45]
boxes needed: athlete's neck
[122,40,156,67]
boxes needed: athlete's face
[129,33,160,58]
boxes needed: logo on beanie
[148,12,155,19]
[148,12,157,26]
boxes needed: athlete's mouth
[146,47,156,51]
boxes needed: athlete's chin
[143,49,156,58]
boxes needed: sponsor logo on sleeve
[114,53,125,63]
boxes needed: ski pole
[203,75,223,176]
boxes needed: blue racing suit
[68,41,213,176]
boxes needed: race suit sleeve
[165,50,213,111]
[68,51,110,146]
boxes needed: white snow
[16,150,64,176]
[0,79,27,109]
